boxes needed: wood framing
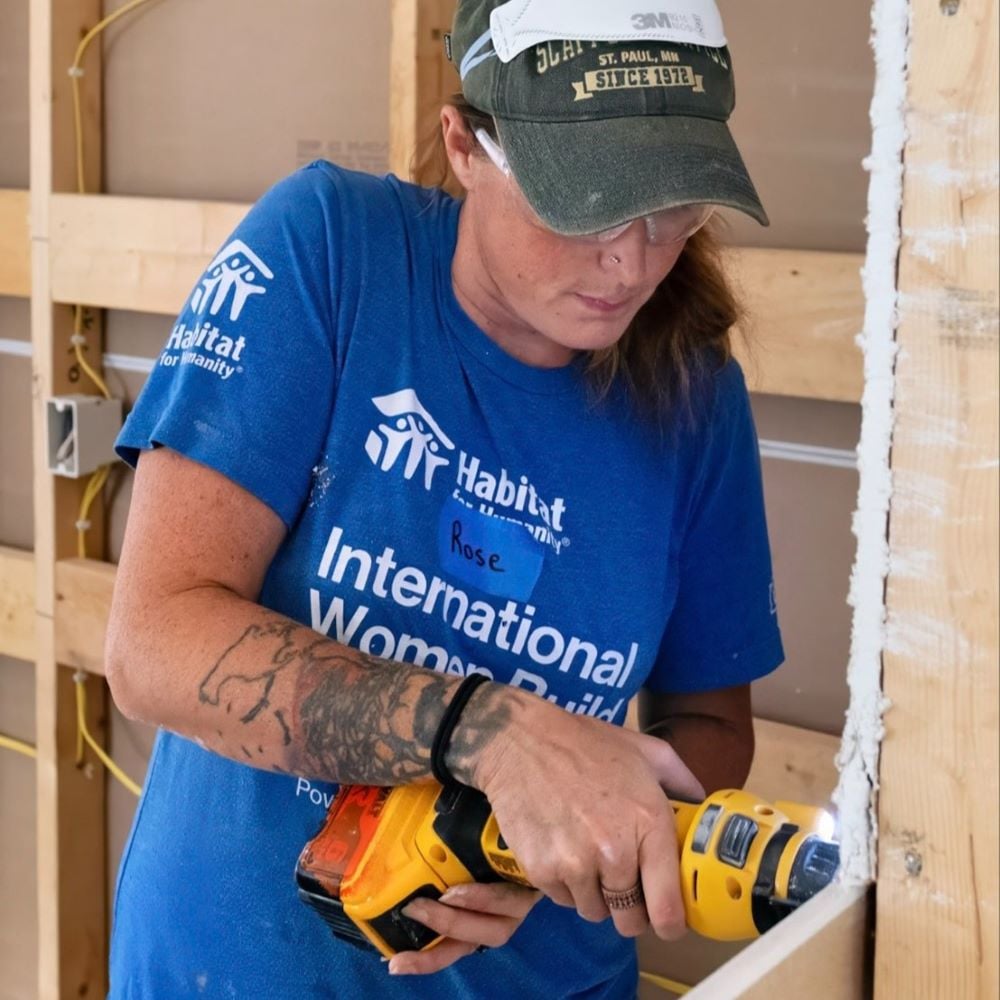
[54,558,115,677]
[30,1,109,997]
[0,546,35,662]
[0,189,31,298]
[388,0,458,181]
[875,0,999,995]
[728,249,864,403]
[47,193,247,314]
[36,193,866,403]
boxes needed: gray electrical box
[47,395,123,478]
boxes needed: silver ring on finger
[600,881,644,911]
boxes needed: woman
[106,2,783,996]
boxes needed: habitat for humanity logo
[365,389,455,490]
[158,240,273,381]
[192,240,273,321]
[364,389,569,552]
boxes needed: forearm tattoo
[198,617,513,786]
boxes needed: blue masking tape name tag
[438,495,545,601]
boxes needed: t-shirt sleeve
[115,164,343,529]
[645,360,784,693]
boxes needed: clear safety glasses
[474,128,714,247]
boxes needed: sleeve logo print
[157,241,273,382]
[190,240,274,322]
[364,389,456,490]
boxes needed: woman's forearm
[643,714,753,794]
[107,584,519,787]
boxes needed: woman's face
[445,111,691,369]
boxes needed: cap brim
[495,115,769,233]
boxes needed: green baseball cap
[447,0,768,234]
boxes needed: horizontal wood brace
[0,192,864,403]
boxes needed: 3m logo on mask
[191,240,273,323]
[365,389,456,490]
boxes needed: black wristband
[430,673,492,787]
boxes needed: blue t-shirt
[110,161,783,999]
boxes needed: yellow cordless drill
[295,782,840,957]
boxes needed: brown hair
[413,95,746,425]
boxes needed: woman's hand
[466,691,706,944]
[386,882,541,975]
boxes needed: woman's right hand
[466,689,705,942]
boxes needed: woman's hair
[413,95,747,425]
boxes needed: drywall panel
[0,0,29,188]
[101,0,392,202]
[0,300,32,549]
[719,0,875,252]
[751,394,860,735]
[96,0,873,249]
[0,656,38,1000]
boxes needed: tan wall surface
[0,655,37,1000]
[0,0,29,188]
[0,300,33,548]
[751,395,860,735]
[719,0,875,253]
[100,0,392,202]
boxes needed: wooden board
[0,189,30,298]
[388,0,458,180]
[43,191,864,402]
[747,717,840,808]
[875,0,999,996]
[48,193,247,315]
[54,558,114,677]
[685,883,870,1000]
[30,0,109,996]
[0,546,35,662]
[729,249,865,404]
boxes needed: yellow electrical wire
[74,673,141,797]
[0,733,37,760]
[70,0,160,195]
[76,462,112,557]
[72,306,112,400]
[67,0,160,556]
[639,970,692,995]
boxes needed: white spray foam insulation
[831,0,910,885]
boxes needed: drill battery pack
[295,782,521,957]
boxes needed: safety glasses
[474,128,714,247]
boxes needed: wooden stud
[30,1,109,996]
[0,546,35,662]
[747,718,840,809]
[388,0,458,181]
[0,189,31,298]
[54,558,115,677]
[728,248,865,404]
[48,193,247,315]
[875,0,999,996]
[388,0,420,180]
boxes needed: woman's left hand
[386,882,542,975]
